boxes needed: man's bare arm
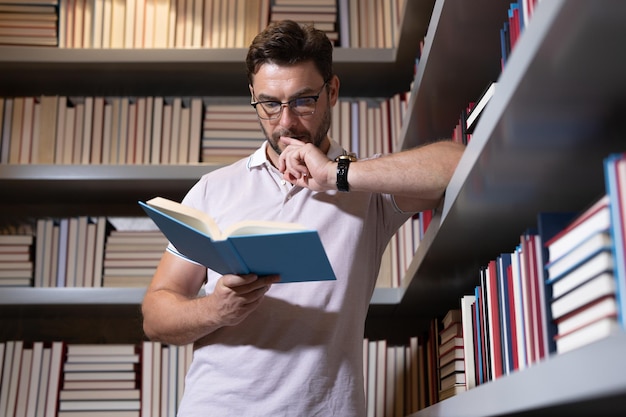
[278,138,465,212]
[142,251,279,346]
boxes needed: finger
[220,273,258,289]
[281,153,309,180]
[262,274,281,285]
[280,136,303,146]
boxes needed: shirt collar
[247,138,347,170]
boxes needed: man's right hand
[209,273,280,327]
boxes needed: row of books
[0,92,412,166]
[393,313,464,411]
[0,1,59,47]
[1,212,421,290]
[450,81,498,146]
[363,336,420,417]
[0,216,168,288]
[375,215,421,289]
[337,0,403,48]
[207,92,417,166]
[0,337,449,417]
[0,96,204,165]
[329,93,410,161]
[0,0,407,49]
[0,0,268,48]
[363,306,480,410]
[499,0,542,70]
[450,152,626,390]
[0,341,192,417]
[201,93,408,165]
[1,336,443,417]
[33,216,110,288]
[445,1,542,148]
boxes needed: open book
[139,197,336,283]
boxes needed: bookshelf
[0,1,433,330]
[2,0,626,415]
[373,0,626,317]
[380,0,626,416]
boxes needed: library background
[1,0,626,416]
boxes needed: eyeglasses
[250,83,327,120]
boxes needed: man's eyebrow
[255,86,318,101]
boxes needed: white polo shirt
[175,140,413,417]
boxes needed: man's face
[249,61,337,156]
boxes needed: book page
[224,221,307,238]
[146,197,221,239]
[146,197,308,240]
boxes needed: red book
[530,234,548,360]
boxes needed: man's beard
[262,102,332,155]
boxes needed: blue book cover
[139,198,336,283]
[537,212,578,354]
[604,153,626,327]
[473,285,484,385]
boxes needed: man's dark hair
[246,20,334,85]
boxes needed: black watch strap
[335,153,357,192]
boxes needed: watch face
[336,154,357,162]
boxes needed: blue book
[537,211,578,353]
[139,197,336,283]
[473,285,484,385]
[604,153,626,327]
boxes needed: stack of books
[59,344,141,415]
[0,233,33,287]
[102,229,167,288]
[459,294,477,390]
[545,195,620,354]
[0,0,58,47]
[438,309,465,400]
[269,0,338,44]
[202,101,264,164]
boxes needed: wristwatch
[335,152,357,192]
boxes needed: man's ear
[328,75,340,106]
